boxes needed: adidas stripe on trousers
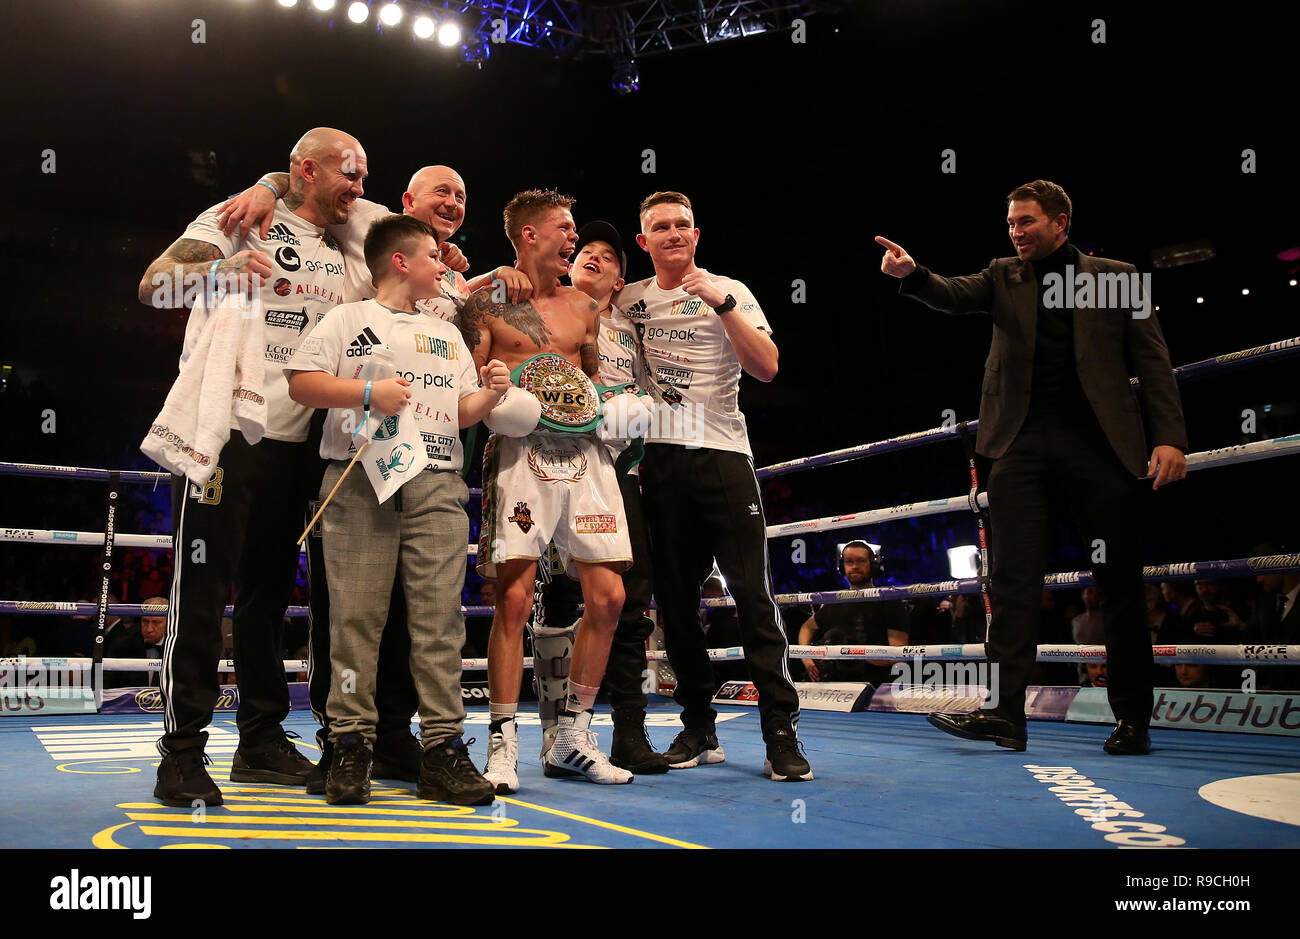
[638,443,799,736]
[159,430,315,752]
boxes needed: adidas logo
[561,750,597,773]
[266,223,301,246]
[748,503,760,516]
[346,327,382,357]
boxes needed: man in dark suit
[103,595,167,688]
[1245,544,1300,691]
[877,179,1189,754]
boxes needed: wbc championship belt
[511,353,602,433]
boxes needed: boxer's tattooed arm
[453,309,489,369]
[581,298,600,377]
[166,238,225,264]
[460,289,552,349]
[262,172,290,197]
[138,238,224,306]
[580,339,600,378]
[282,176,307,211]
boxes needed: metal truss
[423,0,836,59]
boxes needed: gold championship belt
[511,353,602,433]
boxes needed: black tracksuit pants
[639,443,799,736]
[986,408,1153,726]
[160,430,313,752]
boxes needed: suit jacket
[901,252,1189,475]
[1245,592,1300,644]
[103,620,159,688]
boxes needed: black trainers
[326,734,373,805]
[372,729,422,781]
[230,729,315,785]
[663,725,726,769]
[154,735,223,807]
[305,728,331,795]
[764,726,813,781]
[418,736,495,806]
[611,714,669,775]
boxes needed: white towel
[141,289,267,486]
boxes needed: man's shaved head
[286,127,367,227]
[407,164,463,195]
[290,127,363,168]
[402,164,467,240]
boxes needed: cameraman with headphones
[797,542,908,684]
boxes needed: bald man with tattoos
[138,128,364,807]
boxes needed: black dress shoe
[1103,721,1151,755]
[926,710,1028,751]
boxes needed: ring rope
[5,643,1296,674]
[756,335,1300,478]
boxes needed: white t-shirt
[597,312,641,464]
[285,300,478,470]
[597,313,638,386]
[180,199,347,442]
[614,274,769,456]
[331,198,470,320]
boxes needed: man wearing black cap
[530,221,669,774]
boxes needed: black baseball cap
[574,220,627,277]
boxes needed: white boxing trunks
[478,430,632,579]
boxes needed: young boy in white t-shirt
[286,214,510,805]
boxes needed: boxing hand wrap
[597,391,653,441]
[485,385,542,437]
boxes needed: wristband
[209,259,221,281]
[363,380,373,409]
[256,180,280,199]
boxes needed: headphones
[839,541,883,581]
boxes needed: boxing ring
[2,337,1299,851]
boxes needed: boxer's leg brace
[530,619,579,757]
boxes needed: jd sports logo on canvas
[346,327,382,357]
[266,223,301,246]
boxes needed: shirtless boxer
[457,190,635,789]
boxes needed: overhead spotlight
[611,58,640,95]
[413,15,435,39]
[312,0,335,11]
[1196,296,1204,304]
[347,1,368,22]
[1242,288,1250,296]
[277,0,298,8]
[1290,279,1298,287]
[438,21,461,46]
[379,3,403,26]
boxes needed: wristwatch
[712,293,737,315]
